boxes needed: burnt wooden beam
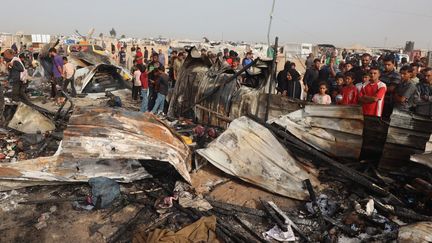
[303,179,329,241]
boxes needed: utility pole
[265,36,279,122]
[267,0,276,47]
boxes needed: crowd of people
[1,41,431,121]
[114,44,187,116]
[277,52,432,118]
[121,44,257,116]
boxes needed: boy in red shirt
[341,72,358,105]
[139,64,149,112]
[359,67,387,117]
[135,47,144,65]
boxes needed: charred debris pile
[0,46,431,243]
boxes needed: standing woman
[282,69,302,99]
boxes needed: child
[132,64,142,101]
[331,73,345,104]
[356,71,370,92]
[340,72,359,105]
[312,82,332,105]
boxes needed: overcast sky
[1,0,431,49]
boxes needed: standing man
[415,68,432,103]
[158,49,166,67]
[151,66,169,115]
[143,46,149,64]
[342,49,348,60]
[394,66,417,111]
[62,57,77,97]
[2,49,25,101]
[49,48,64,98]
[380,56,401,117]
[359,67,387,117]
[118,47,127,68]
[303,58,321,100]
[410,63,420,84]
[173,52,184,87]
[305,53,314,70]
[353,53,372,84]
[167,46,173,60]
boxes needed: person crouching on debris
[49,48,64,98]
[1,49,27,101]
[139,64,149,112]
[151,66,169,116]
[132,64,142,101]
[312,82,332,105]
[62,57,76,97]
[359,67,387,117]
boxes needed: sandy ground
[190,164,301,209]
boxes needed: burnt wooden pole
[265,36,278,121]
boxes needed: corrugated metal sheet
[0,107,192,190]
[270,105,364,159]
[379,109,432,170]
[411,133,432,169]
[197,116,318,201]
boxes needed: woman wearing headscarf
[279,69,302,99]
[277,61,291,93]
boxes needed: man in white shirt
[62,57,77,97]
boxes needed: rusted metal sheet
[379,109,432,170]
[0,107,192,190]
[197,116,319,200]
[168,48,305,128]
[270,105,364,159]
